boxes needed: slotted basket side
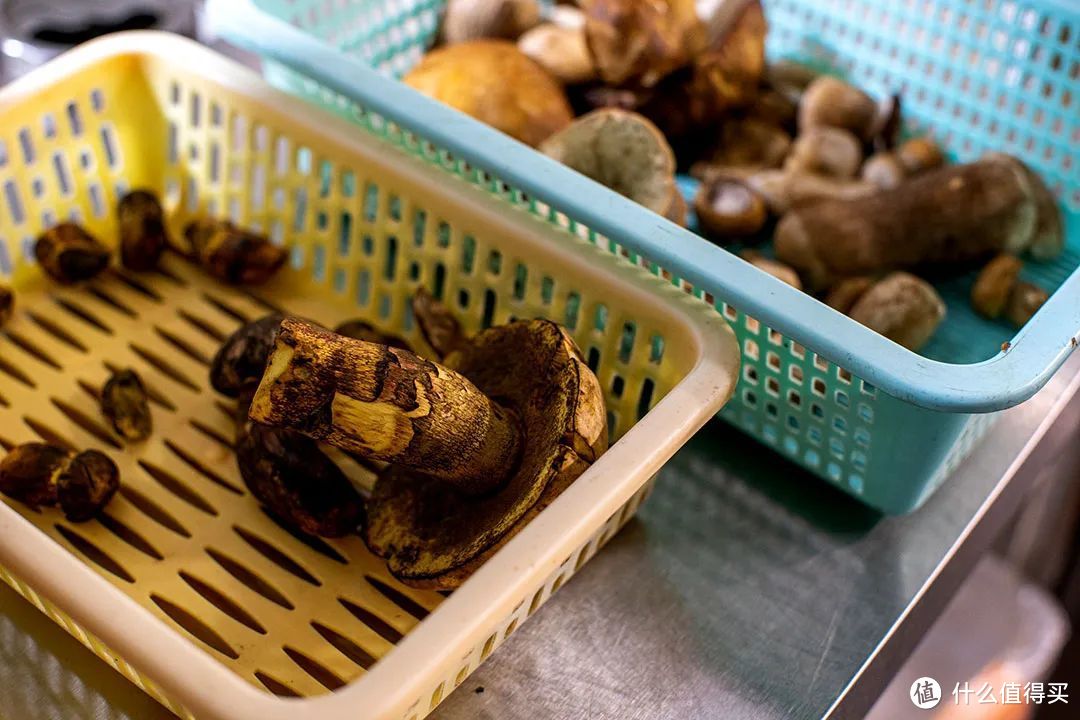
[212,0,1080,514]
[0,33,739,720]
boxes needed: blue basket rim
[207,0,1080,413]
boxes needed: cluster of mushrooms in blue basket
[0,185,607,590]
[406,0,1063,352]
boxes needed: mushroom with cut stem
[249,310,607,589]
[403,40,573,148]
[540,108,677,217]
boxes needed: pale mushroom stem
[249,318,521,495]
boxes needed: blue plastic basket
[209,0,1080,514]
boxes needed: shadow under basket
[0,34,739,720]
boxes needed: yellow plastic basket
[0,33,739,720]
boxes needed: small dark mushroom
[694,175,767,242]
[118,190,169,271]
[35,223,111,284]
[184,218,287,286]
[0,284,13,328]
[235,393,365,538]
[102,368,153,442]
[209,314,287,397]
[0,443,72,508]
[57,450,120,522]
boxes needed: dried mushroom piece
[235,393,365,538]
[35,223,111,284]
[0,443,119,521]
[582,0,703,88]
[403,40,573,147]
[102,368,153,442]
[0,443,72,508]
[57,450,120,522]
[540,108,677,217]
[250,312,607,590]
[118,190,169,271]
[0,285,13,328]
[184,218,287,286]
[210,314,288,397]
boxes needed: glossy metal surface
[3,353,1079,720]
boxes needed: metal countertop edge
[826,361,1080,720]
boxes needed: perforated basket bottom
[0,254,455,699]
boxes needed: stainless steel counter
[3,352,1078,720]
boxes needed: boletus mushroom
[0,443,119,522]
[249,312,607,589]
[540,108,677,217]
[212,315,368,537]
[403,40,573,147]
[184,218,287,286]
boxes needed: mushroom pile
[210,290,607,590]
[398,0,1066,354]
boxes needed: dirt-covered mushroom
[518,22,597,85]
[848,272,945,351]
[102,368,153,442]
[694,175,767,241]
[0,443,118,521]
[403,40,573,147]
[442,0,541,45]
[774,156,1042,291]
[35,223,111,284]
[540,108,676,216]
[250,314,607,589]
[118,190,169,271]
[0,285,13,328]
[235,392,365,538]
[184,218,287,286]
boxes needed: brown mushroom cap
[540,108,676,216]
[365,319,607,589]
[403,40,573,148]
[849,272,945,351]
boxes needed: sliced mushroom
[250,312,607,589]
[540,108,677,216]
[403,40,573,147]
